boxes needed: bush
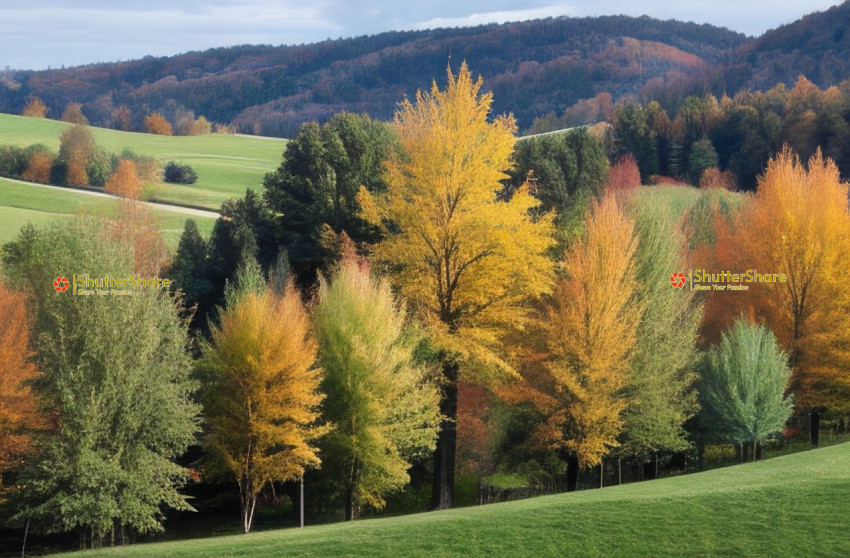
[605,153,641,193]
[22,151,53,184]
[699,167,738,191]
[0,144,51,179]
[163,161,198,184]
[144,112,173,136]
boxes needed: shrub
[0,144,51,179]
[144,112,173,136]
[22,96,48,118]
[22,150,53,184]
[699,167,738,191]
[605,153,641,193]
[163,161,198,184]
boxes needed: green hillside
[0,113,285,209]
[61,442,850,558]
[0,178,215,250]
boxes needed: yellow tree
[362,62,555,508]
[21,96,48,118]
[201,264,326,533]
[545,194,642,490]
[144,112,173,136]
[734,146,850,440]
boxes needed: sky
[0,1,841,71]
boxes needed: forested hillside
[0,15,746,137]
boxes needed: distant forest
[1,3,850,137]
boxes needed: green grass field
[0,113,285,209]
[0,178,215,250]
[60,442,850,558]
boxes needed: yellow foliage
[545,194,642,467]
[104,159,141,199]
[365,62,556,380]
[21,97,48,118]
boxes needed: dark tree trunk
[697,440,705,470]
[566,453,579,492]
[755,441,762,461]
[742,441,750,463]
[432,360,459,510]
[734,442,742,463]
[599,461,604,488]
[617,458,622,485]
[811,411,821,449]
[345,460,358,521]
[653,452,658,479]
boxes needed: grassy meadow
[57,442,850,558]
[0,178,215,250]
[0,113,285,209]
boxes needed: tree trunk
[240,481,257,533]
[696,440,705,471]
[653,452,658,479]
[811,411,820,449]
[566,453,579,492]
[755,441,762,461]
[599,460,604,489]
[617,458,622,485]
[742,441,750,463]
[734,442,742,463]
[299,477,305,528]
[432,359,459,510]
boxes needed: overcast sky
[0,1,841,71]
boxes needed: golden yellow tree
[21,151,52,184]
[144,112,173,136]
[104,159,142,199]
[60,102,89,125]
[201,266,326,533]
[734,146,850,431]
[362,62,555,508]
[545,194,642,489]
[21,96,48,118]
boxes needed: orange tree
[361,62,555,508]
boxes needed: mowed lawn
[0,113,285,209]
[0,179,215,250]
[61,442,850,558]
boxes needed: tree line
[1,63,847,551]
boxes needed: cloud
[414,5,575,30]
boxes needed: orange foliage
[544,194,642,467]
[605,153,641,193]
[144,112,173,136]
[21,96,48,118]
[104,159,142,199]
[702,146,850,411]
[61,102,89,125]
[103,201,170,276]
[0,281,43,493]
[699,167,738,191]
[456,382,494,476]
[21,151,52,184]
[65,155,89,187]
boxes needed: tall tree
[0,280,43,499]
[619,202,701,462]
[544,194,642,490]
[362,63,556,508]
[61,102,89,125]
[724,147,850,436]
[698,318,794,459]
[2,220,200,543]
[104,159,141,199]
[21,97,48,118]
[201,261,325,533]
[263,112,398,281]
[313,248,441,519]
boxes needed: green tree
[619,203,701,463]
[1,220,200,544]
[313,248,441,519]
[613,102,658,181]
[697,319,794,460]
[686,138,719,185]
[263,113,399,280]
[168,219,214,327]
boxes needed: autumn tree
[144,112,173,136]
[104,159,142,199]
[313,248,441,519]
[21,150,53,184]
[201,261,325,533]
[112,105,132,131]
[0,280,43,499]
[21,96,48,118]
[61,102,89,125]
[544,194,641,490]
[103,200,170,276]
[605,154,641,193]
[362,63,555,508]
[1,219,200,543]
[730,147,850,441]
[58,124,97,187]
[698,318,794,460]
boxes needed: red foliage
[605,154,641,193]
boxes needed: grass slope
[64,442,850,558]
[0,113,284,209]
[0,178,215,250]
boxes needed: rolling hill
[57,442,850,558]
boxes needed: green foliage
[506,129,609,234]
[164,161,198,184]
[313,253,441,518]
[0,143,51,179]
[686,139,719,185]
[620,203,701,456]
[169,219,214,323]
[698,319,794,445]
[263,113,398,278]
[1,219,200,539]
[612,103,658,181]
